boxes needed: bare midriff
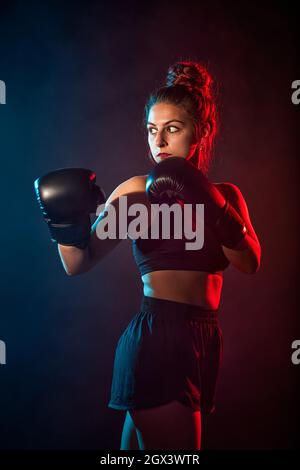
[141,270,223,309]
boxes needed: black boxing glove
[145,156,247,249]
[34,168,106,249]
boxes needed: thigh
[130,400,201,450]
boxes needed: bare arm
[217,182,261,274]
[58,243,91,276]
[58,176,147,275]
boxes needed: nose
[154,129,167,147]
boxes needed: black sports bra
[131,206,230,277]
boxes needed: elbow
[65,270,77,276]
[62,258,92,277]
[246,262,260,274]
[237,263,259,275]
[65,268,83,276]
[66,263,93,276]
[241,244,261,275]
[252,258,261,274]
[226,247,261,275]
[243,256,261,275]
[252,259,261,274]
[232,252,261,275]
[249,247,261,274]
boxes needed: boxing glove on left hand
[34,168,106,249]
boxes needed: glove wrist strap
[47,214,91,249]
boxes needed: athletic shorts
[108,295,223,414]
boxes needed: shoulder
[126,174,147,188]
[214,181,245,203]
[213,182,249,218]
[213,181,242,196]
[127,175,148,192]
[105,175,147,206]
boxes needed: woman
[35,61,261,450]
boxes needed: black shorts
[108,295,223,414]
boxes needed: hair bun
[166,61,212,93]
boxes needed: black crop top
[131,208,230,277]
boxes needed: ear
[201,124,210,138]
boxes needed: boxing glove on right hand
[34,168,106,249]
[146,157,247,249]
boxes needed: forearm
[222,233,261,274]
[58,243,92,276]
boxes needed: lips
[157,153,171,158]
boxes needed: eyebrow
[147,119,185,126]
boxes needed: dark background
[0,0,299,450]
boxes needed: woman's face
[147,103,199,164]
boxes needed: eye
[147,126,179,135]
[167,126,179,133]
